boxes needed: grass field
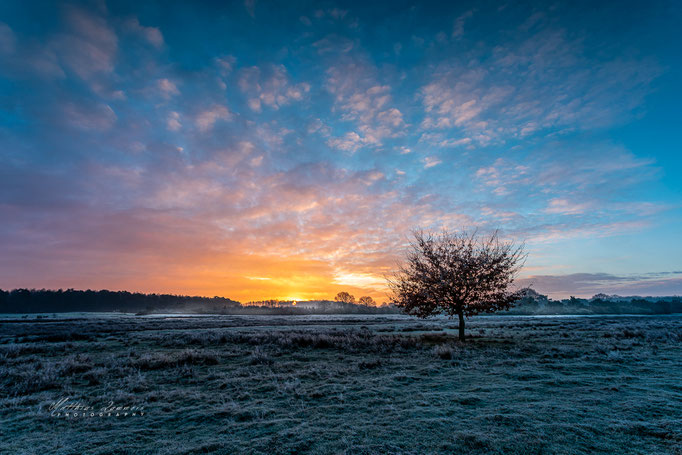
[1,314,681,454]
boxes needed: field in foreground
[1,314,681,454]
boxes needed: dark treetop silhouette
[388,229,526,341]
[334,292,356,304]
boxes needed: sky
[0,0,681,302]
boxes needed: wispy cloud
[123,17,164,48]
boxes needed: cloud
[333,270,385,288]
[63,102,117,130]
[439,137,472,148]
[22,46,65,78]
[123,17,164,48]
[166,111,181,131]
[0,23,66,79]
[313,35,354,54]
[473,144,655,206]
[54,6,118,80]
[214,55,236,76]
[325,61,404,151]
[423,156,442,169]
[238,65,310,111]
[157,78,179,98]
[0,22,16,54]
[452,10,474,38]
[475,158,530,194]
[244,0,256,18]
[544,198,591,215]
[327,132,365,153]
[419,25,661,145]
[195,105,232,132]
[307,119,331,136]
[523,220,650,244]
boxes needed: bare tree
[358,296,375,306]
[388,229,526,341]
[334,291,356,304]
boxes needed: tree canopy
[388,229,526,340]
[334,292,356,304]
[358,296,376,306]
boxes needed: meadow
[1,314,681,454]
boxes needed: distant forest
[0,289,241,314]
[0,289,398,315]
[502,289,682,316]
[0,288,680,315]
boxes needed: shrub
[433,343,458,360]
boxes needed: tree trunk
[458,311,465,342]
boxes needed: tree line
[0,288,240,314]
[0,289,398,315]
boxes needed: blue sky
[0,0,680,301]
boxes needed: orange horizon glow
[1,248,395,304]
